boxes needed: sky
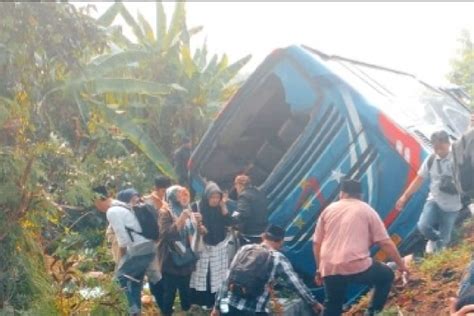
[82,2,474,87]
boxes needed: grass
[419,242,471,276]
[348,218,474,316]
[141,295,210,316]
[376,307,401,316]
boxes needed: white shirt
[106,200,148,248]
[418,152,462,212]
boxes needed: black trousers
[190,264,215,308]
[322,261,394,316]
[161,273,191,316]
[149,279,164,311]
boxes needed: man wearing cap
[396,130,463,253]
[212,225,323,316]
[104,188,142,262]
[233,175,269,245]
[95,187,158,316]
[313,179,408,316]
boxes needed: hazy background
[83,2,474,86]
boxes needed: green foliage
[98,106,177,178]
[376,307,401,316]
[448,29,474,108]
[419,242,472,276]
[0,229,56,313]
[0,2,250,313]
[0,3,153,312]
[88,281,128,316]
[94,2,251,155]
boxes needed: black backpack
[228,245,274,298]
[126,203,160,241]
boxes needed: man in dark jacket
[452,114,474,200]
[232,175,269,245]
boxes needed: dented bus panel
[189,45,471,303]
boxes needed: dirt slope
[348,220,474,316]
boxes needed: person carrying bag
[157,185,206,316]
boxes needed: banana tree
[95,1,251,155]
[57,1,250,179]
[55,48,181,178]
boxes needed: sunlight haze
[83,2,474,87]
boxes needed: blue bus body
[189,45,471,304]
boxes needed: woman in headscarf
[157,185,204,316]
[190,182,233,309]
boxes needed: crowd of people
[93,174,276,315]
[92,124,474,316]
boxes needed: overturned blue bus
[189,45,472,304]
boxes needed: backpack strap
[125,205,140,242]
[126,226,136,242]
[268,250,278,283]
[113,203,138,243]
[427,154,436,171]
[124,205,145,242]
[258,244,277,287]
[125,224,154,243]
[126,204,160,242]
[434,155,453,176]
[436,158,443,174]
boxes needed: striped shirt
[215,244,318,313]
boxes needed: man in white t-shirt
[396,131,462,253]
[107,189,148,253]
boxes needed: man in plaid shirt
[211,225,323,316]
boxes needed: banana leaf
[137,11,155,43]
[164,2,186,51]
[97,2,122,26]
[91,99,176,179]
[91,78,173,96]
[181,45,197,78]
[87,50,152,77]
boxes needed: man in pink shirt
[313,179,409,316]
